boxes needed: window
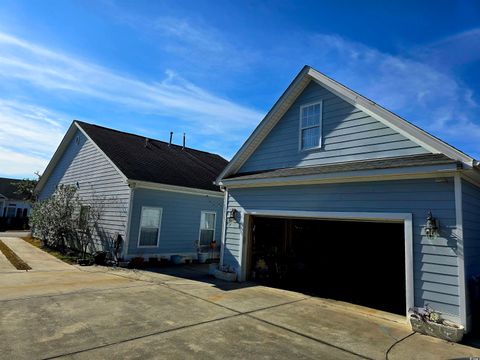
[78,205,90,228]
[299,101,322,150]
[6,206,16,218]
[138,207,162,247]
[198,211,216,247]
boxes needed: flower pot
[77,258,92,266]
[409,316,464,343]
[214,269,237,282]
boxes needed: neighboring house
[0,177,32,229]
[216,66,480,332]
[36,121,228,260]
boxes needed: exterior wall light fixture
[228,208,239,222]
[425,210,439,238]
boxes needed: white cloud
[305,33,480,158]
[0,31,263,137]
[0,100,67,177]
[0,146,49,178]
[0,31,265,176]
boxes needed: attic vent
[75,136,80,145]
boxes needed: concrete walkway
[0,236,72,271]
[0,239,479,359]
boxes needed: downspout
[219,187,228,268]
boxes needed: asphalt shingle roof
[0,177,23,199]
[226,154,458,181]
[76,121,228,192]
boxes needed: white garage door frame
[240,209,414,318]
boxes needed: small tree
[14,172,40,203]
[30,184,79,250]
[30,183,123,262]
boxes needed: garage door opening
[247,216,406,315]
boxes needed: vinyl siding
[239,81,429,173]
[462,179,480,279]
[38,129,131,251]
[127,187,224,257]
[462,179,480,325]
[222,178,461,317]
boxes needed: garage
[247,215,406,315]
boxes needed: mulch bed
[0,239,31,270]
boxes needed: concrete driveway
[0,237,479,359]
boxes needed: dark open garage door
[248,216,406,315]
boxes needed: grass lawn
[21,236,78,265]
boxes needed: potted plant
[213,265,237,282]
[409,305,465,342]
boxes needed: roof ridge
[74,120,226,159]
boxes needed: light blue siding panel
[462,179,480,322]
[239,81,429,173]
[462,180,480,279]
[128,188,223,256]
[222,178,460,316]
[37,130,131,250]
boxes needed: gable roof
[0,177,23,200]
[217,65,478,183]
[36,121,228,193]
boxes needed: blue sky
[0,0,479,178]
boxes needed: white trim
[216,66,311,183]
[240,209,414,318]
[35,122,78,193]
[454,175,468,331]
[216,66,476,182]
[74,122,129,182]
[307,68,474,166]
[129,180,224,198]
[299,101,323,151]
[220,188,229,267]
[221,166,458,189]
[123,186,135,258]
[198,210,217,247]
[137,206,163,248]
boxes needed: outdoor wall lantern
[228,208,239,222]
[425,210,439,238]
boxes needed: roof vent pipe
[144,138,150,148]
[169,131,173,146]
[182,132,186,150]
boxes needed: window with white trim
[138,207,163,247]
[198,211,216,247]
[299,101,322,150]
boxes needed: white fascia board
[221,164,458,188]
[216,66,312,183]
[454,175,468,331]
[129,180,224,198]
[218,66,475,183]
[307,68,475,167]
[35,121,78,194]
[74,121,129,183]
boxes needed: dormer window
[299,101,322,151]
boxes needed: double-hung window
[299,101,323,150]
[198,211,216,247]
[138,207,163,247]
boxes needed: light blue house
[36,121,227,261]
[216,66,480,332]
